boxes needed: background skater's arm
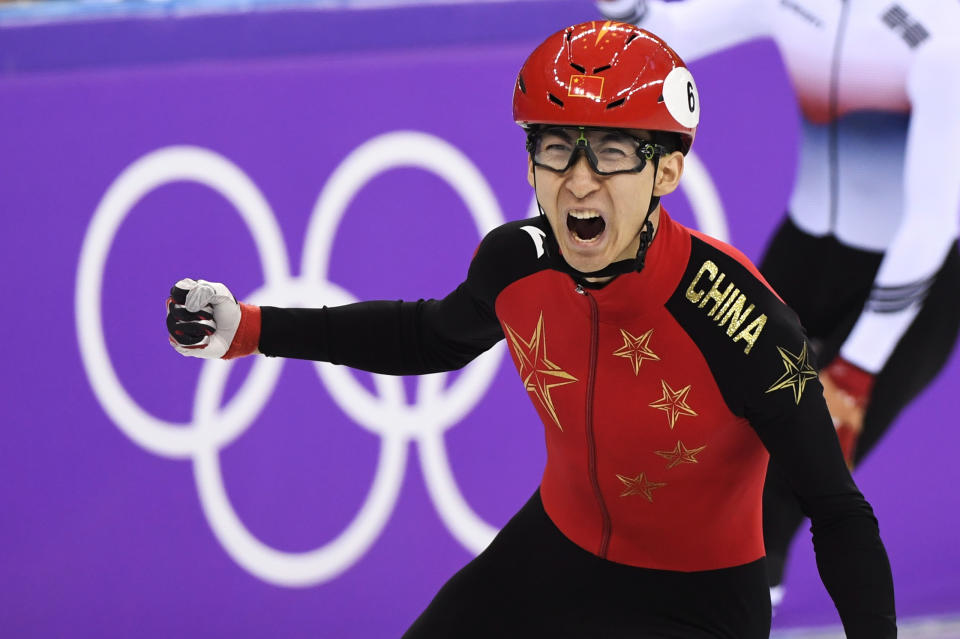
[597,0,772,62]
[825,38,960,461]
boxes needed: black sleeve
[744,312,896,638]
[258,283,502,375]
[667,236,896,637]
[256,219,549,375]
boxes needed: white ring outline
[77,136,505,586]
[76,146,289,458]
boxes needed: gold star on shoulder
[765,341,818,405]
[649,379,698,429]
[612,328,660,375]
[616,472,667,502]
[504,312,578,431]
[655,440,707,469]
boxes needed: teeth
[573,233,600,243]
[568,210,601,220]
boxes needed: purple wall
[1,3,956,636]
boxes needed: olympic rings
[76,132,726,587]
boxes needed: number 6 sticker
[662,66,700,129]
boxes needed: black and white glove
[166,278,260,359]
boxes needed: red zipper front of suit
[577,284,612,557]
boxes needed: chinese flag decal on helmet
[513,21,699,153]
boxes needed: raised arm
[166,252,505,376]
[166,220,551,374]
[256,282,503,375]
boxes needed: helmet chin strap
[533,155,661,283]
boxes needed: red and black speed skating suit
[258,209,896,638]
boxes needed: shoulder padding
[467,217,554,309]
[666,234,805,416]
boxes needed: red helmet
[513,21,699,153]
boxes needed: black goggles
[526,126,667,176]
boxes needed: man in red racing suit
[166,21,896,638]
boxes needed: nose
[564,153,601,199]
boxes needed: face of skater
[526,126,684,279]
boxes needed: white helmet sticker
[662,66,700,129]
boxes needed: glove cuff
[823,356,874,406]
[223,303,262,360]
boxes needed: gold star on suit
[655,440,707,469]
[616,472,666,502]
[766,342,818,405]
[612,328,660,375]
[504,312,578,431]
[649,379,698,429]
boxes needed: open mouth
[567,211,606,242]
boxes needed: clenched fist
[166,278,260,359]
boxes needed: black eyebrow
[593,130,637,144]
[541,128,576,143]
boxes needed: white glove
[598,0,647,22]
[166,278,243,359]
